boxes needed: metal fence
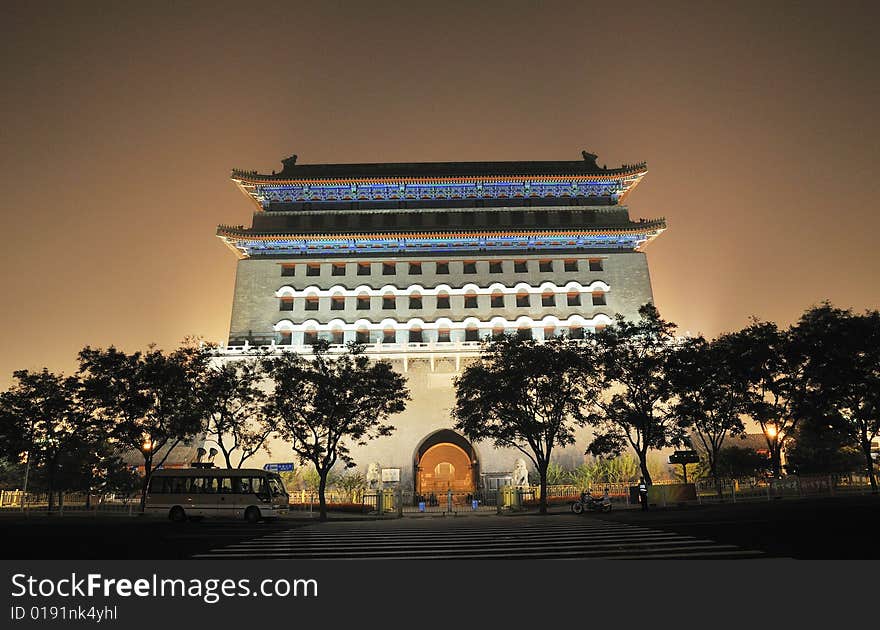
[5,474,870,518]
[692,474,876,504]
[0,491,139,515]
[398,490,498,514]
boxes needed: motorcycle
[570,494,612,514]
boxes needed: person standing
[638,478,648,511]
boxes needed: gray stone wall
[227,251,654,344]
[222,223,656,485]
[241,360,596,490]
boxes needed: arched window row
[281,288,608,312]
[274,314,613,334]
[275,280,610,299]
[273,314,611,347]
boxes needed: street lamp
[20,450,30,513]
[763,424,783,477]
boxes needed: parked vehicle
[146,467,288,523]
[570,493,612,514]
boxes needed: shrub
[289,501,367,513]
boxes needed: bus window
[268,476,287,497]
[202,477,217,494]
[218,477,233,494]
[239,477,253,494]
[252,477,269,498]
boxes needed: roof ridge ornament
[581,150,599,166]
[281,154,298,172]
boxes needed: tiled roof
[232,151,646,182]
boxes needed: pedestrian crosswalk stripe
[193,517,765,560]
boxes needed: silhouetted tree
[78,345,208,512]
[586,304,687,485]
[793,303,880,492]
[0,369,99,511]
[716,446,770,480]
[784,413,863,476]
[262,341,409,521]
[200,354,277,468]
[453,334,603,514]
[726,320,807,478]
[667,334,748,495]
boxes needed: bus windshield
[268,475,287,497]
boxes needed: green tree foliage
[784,413,863,475]
[334,470,367,502]
[0,369,100,510]
[279,466,340,496]
[716,446,770,480]
[793,303,880,492]
[52,438,139,505]
[586,304,687,485]
[0,458,26,490]
[200,354,277,469]
[77,344,208,511]
[453,334,603,514]
[568,454,642,490]
[668,334,747,494]
[541,461,569,486]
[670,459,710,484]
[299,466,327,493]
[567,463,597,490]
[605,453,642,483]
[262,341,409,520]
[726,320,807,478]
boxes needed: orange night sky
[2,1,879,386]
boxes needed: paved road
[0,516,309,559]
[3,495,877,559]
[594,495,880,559]
[193,515,765,560]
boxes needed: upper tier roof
[232,151,646,182]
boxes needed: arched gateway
[413,429,479,498]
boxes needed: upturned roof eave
[230,168,647,186]
[214,222,667,242]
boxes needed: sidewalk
[291,498,645,521]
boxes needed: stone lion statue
[512,458,529,487]
[366,462,381,489]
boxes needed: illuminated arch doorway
[414,429,479,499]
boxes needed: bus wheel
[169,506,186,523]
[244,507,261,524]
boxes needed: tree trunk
[318,473,328,521]
[639,451,652,486]
[47,460,56,514]
[538,462,548,515]
[863,440,878,495]
[770,444,783,478]
[710,454,722,498]
[139,453,153,514]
